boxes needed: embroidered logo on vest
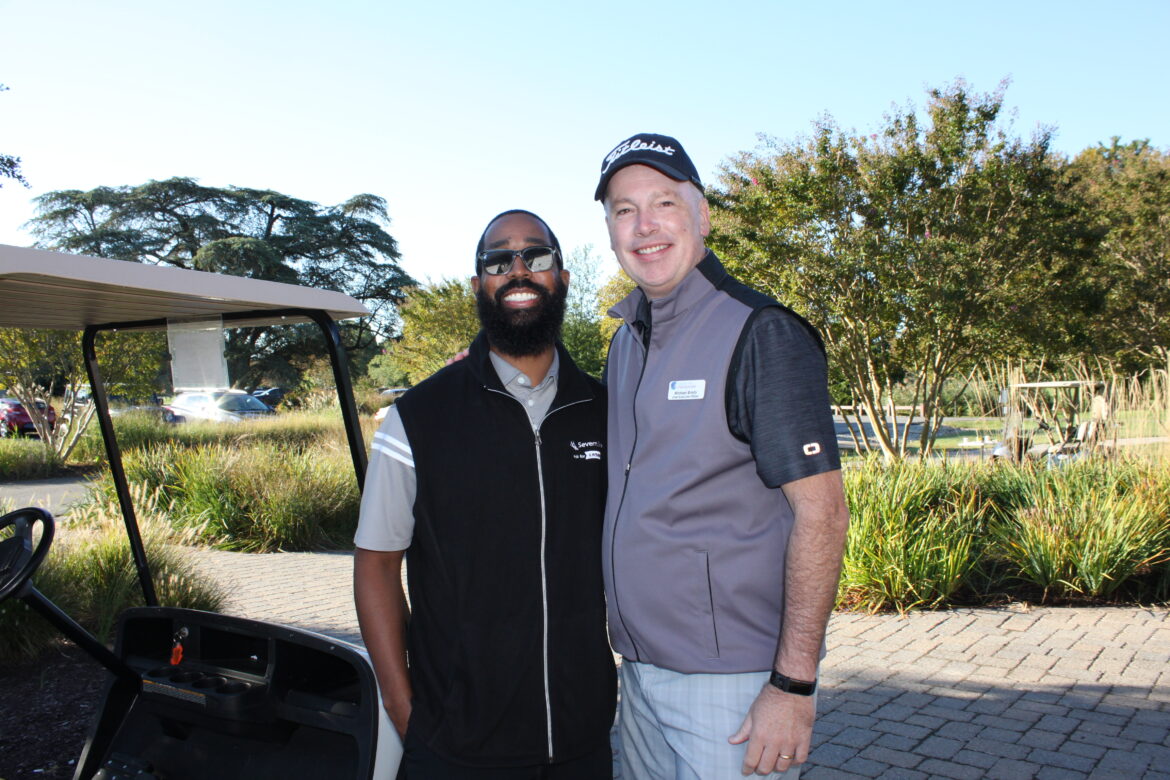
[571,439,603,461]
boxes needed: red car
[0,396,57,437]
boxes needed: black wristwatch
[769,671,816,696]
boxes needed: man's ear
[560,269,570,289]
[470,275,480,294]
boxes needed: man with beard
[354,210,616,779]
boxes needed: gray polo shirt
[354,350,559,552]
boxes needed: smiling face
[471,212,570,357]
[604,164,710,299]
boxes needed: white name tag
[667,379,706,400]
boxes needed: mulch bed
[0,643,109,780]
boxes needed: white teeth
[504,292,538,302]
[636,245,668,255]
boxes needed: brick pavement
[188,549,1170,779]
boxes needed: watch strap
[769,671,816,696]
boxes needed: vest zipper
[608,323,650,661]
[484,386,589,764]
[532,424,553,761]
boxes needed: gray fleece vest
[603,251,795,674]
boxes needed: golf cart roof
[0,243,370,330]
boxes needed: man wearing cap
[354,210,616,778]
[595,135,849,779]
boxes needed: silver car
[163,390,276,423]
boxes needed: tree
[1,84,29,188]
[709,80,1097,459]
[386,279,479,385]
[1066,139,1170,368]
[597,270,637,353]
[365,349,411,389]
[27,178,415,387]
[0,327,166,462]
[561,245,607,378]
[384,247,614,385]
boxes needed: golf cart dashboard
[79,606,380,779]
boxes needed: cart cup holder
[147,666,253,696]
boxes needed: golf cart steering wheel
[0,507,55,602]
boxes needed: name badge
[667,379,706,400]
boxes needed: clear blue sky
[2,0,1166,286]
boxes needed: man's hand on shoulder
[729,684,814,775]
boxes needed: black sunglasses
[478,246,559,276]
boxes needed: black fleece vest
[395,333,614,767]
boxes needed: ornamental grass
[0,485,225,664]
[84,439,360,552]
[839,457,1170,611]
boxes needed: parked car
[251,386,286,409]
[0,396,57,437]
[163,390,276,424]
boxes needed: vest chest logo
[570,440,603,461]
[667,379,706,400]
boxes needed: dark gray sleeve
[727,307,840,488]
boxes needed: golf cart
[0,244,400,778]
[993,380,1112,462]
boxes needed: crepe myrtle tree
[385,279,480,386]
[708,79,1098,459]
[559,244,608,379]
[0,328,166,462]
[382,245,613,386]
[27,178,415,388]
[1066,138,1170,369]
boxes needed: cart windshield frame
[1,243,372,605]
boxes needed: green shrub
[0,489,225,664]
[989,459,1170,601]
[85,440,360,552]
[838,457,1170,610]
[840,460,989,612]
[0,437,62,479]
[353,385,388,416]
[72,410,347,463]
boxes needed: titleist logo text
[601,138,676,174]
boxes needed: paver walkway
[188,549,1170,779]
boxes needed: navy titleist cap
[593,133,704,201]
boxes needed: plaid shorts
[614,661,807,780]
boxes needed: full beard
[475,277,567,357]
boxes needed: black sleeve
[727,307,840,488]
